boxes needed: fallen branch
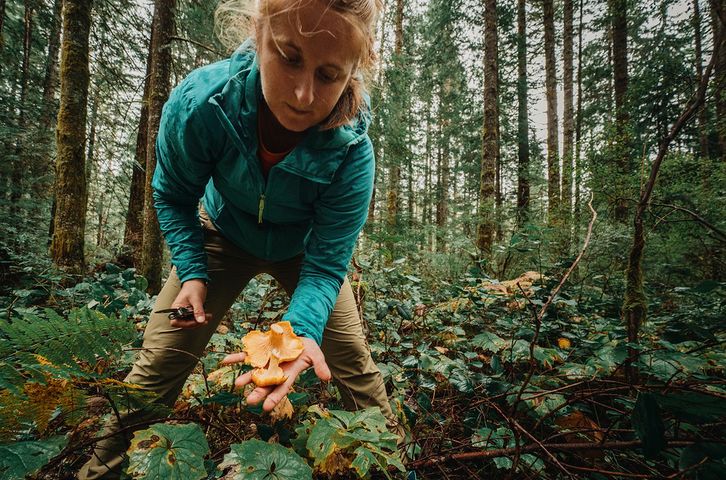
[410,439,723,468]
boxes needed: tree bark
[693,0,709,158]
[543,0,560,224]
[11,0,35,203]
[609,0,630,221]
[435,95,449,253]
[563,0,575,235]
[36,0,62,209]
[50,0,93,274]
[40,0,62,132]
[122,21,155,268]
[516,0,530,224]
[477,0,497,256]
[575,0,584,233]
[140,0,176,293]
[386,0,404,228]
[0,0,5,52]
[367,2,387,226]
[712,0,726,161]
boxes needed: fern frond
[0,307,137,387]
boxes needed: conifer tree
[50,0,94,273]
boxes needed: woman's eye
[318,71,338,83]
[280,52,300,65]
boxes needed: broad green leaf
[306,418,355,466]
[0,436,67,480]
[219,439,312,480]
[126,423,209,480]
[632,393,665,458]
[350,446,377,478]
[655,392,726,424]
[471,332,507,352]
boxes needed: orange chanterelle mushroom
[242,321,304,387]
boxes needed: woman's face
[256,0,362,132]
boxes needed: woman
[79,0,390,478]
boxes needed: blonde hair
[215,0,383,130]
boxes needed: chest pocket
[264,169,319,224]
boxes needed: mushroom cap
[242,321,304,367]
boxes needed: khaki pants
[78,214,391,479]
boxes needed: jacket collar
[208,39,370,184]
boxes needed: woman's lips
[287,104,311,115]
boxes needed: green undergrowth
[0,258,724,479]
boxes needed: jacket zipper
[257,194,265,224]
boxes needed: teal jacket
[151,41,375,344]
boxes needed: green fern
[0,307,137,384]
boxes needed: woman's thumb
[313,355,332,382]
[191,300,206,323]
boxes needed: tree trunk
[407,143,413,227]
[11,0,34,203]
[516,0,530,224]
[610,0,630,221]
[40,0,62,132]
[623,26,719,383]
[562,0,574,237]
[477,0,497,256]
[0,0,5,52]
[140,0,176,293]
[36,0,62,209]
[543,0,560,224]
[693,0,709,158]
[386,0,404,228]
[435,97,449,253]
[368,2,387,226]
[122,21,155,268]
[424,102,432,251]
[712,0,726,161]
[575,0,584,233]
[50,0,93,274]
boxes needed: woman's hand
[169,279,211,328]
[221,337,331,411]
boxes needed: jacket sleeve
[282,138,375,344]
[151,81,218,284]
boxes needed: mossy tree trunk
[712,0,726,161]
[50,0,93,274]
[123,22,154,268]
[623,22,720,384]
[543,0,560,225]
[609,0,630,221]
[516,0,530,225]
[477,0,497,256]
[140,0,176,293]
[562,0,575,242]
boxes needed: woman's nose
[293,75,314,107]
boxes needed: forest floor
[1,256,725,479]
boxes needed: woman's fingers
[169,312,211,329]
[234,371,253,389]
[246,385,274,406]
[221,352,247,365]
[234,358,309,408]
[262,371,299,411]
